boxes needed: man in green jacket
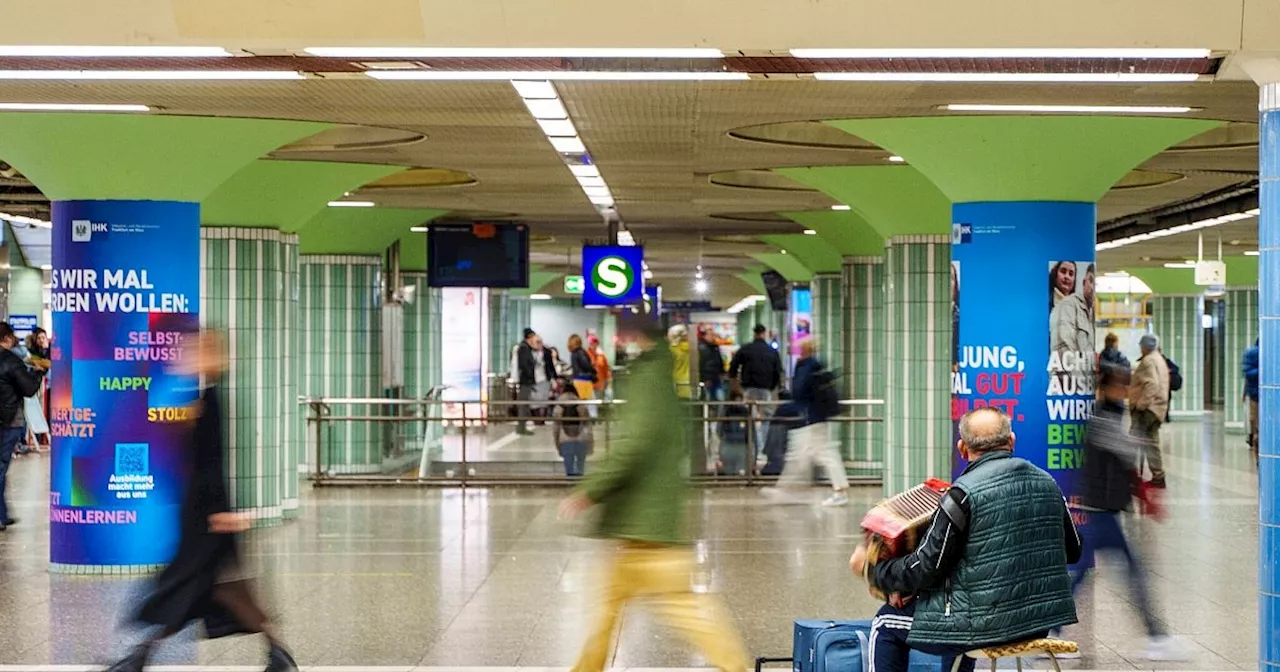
[560,321,748,672]
[851,407,1081,672]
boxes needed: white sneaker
[1143,635,1190,661]
[822,492,849,507]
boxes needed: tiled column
[810,273,847,465]
[403,273,444,456]
[1258,81,1280,672]
[1151,294,1205,417]
[883,236,951,496]
[1224,288,1259,430]
[200,228,297,524]
[842,257,885,479]
[299,255,383,474]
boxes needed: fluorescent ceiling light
[830,204,851,211]
[887,155,905,163]
[328,200,375,208]
[1245,250,1261,256]
[367,70,749,81]
[530,293,553,300]
[792,48,1211,59]
[617,230,636,245]
[550,136,586,153]
[537,118,578,137]
[0,212,50,228]
[0,70,304,80]
[945,103,1194,114]
[576,176,606,187]
[694,279,709,293]
[1097,208,1260,251]
[512,80,558,99]
[570,164,600,178]
[814,72,1200,83]
[1163,262,1195,269]
[589,195,616,206]
[582,185,612,197]
[410,226,429,233]
[0,102,150,112]
[0,46,234,57]
[803,229,817,235]
[523,98,568,120]
[307,47,723,58]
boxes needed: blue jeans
[871,603,975,672]
[560,440,588,477]
[0,426,25,523]
[1070,510,1163,636]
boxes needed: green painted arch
[825,116,1221,203]
[1127,256,1258,295]
[759,234,843,274]
[750,252,813,282]
[0,113,329,201]
[510,270,563,296]
[1225,255,1260,287]
[781,210,884,257]
[300,207,447,258]
[777,165,950,238]
[735,268,767,294]
[203,160,406,231]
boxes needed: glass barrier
[301,395,884,485]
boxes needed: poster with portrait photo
[1047,260,1096,383]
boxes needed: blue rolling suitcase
[755,618,944,672]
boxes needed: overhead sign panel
[582,245,643,305]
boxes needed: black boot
[105,643,151,672]
[264,643,298,672]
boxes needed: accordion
[859,478,951,603]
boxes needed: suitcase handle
[755,656,793,672]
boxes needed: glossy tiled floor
[0,413,1260,670]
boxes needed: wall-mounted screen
[427,223,530,288]
[761,270,789,311]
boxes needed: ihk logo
[71,219,107,243]
[592,255,636,298]
[951,223,973,245]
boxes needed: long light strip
[0,102,150,112]
[945,103,1194,114]
[1096,208,1260,251]
[792,48,1211,59]
[0,212,51,228]
[815,72,1200,83]
[0,70,304,81]
[727,295,766,314]
[369,70,748,81]
[513,80,617,212]
[306,47,724,58]
[0,46,234,57]
[327,200,376,208]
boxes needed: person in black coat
[108,330,297,672]
[0,321,45,530]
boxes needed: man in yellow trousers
[559,317,749,672]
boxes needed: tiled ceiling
[0,68,1263,305]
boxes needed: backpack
[560,400,585,438]
[811,368,842,420]
[1166,356,1183,392]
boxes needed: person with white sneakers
[762,338,848,507]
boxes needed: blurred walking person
[1129,334,1170,488]
[107,330,297,672]
[1244,337,1260,460]
[762,338,848,507]
[1072,362,1184,660]
[559,317,749,672]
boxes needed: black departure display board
[427,223,530,288]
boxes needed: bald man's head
[958,407,1014,457]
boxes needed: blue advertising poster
[950,202,1095,492]
[582,245,644,306]
[48,200,200,568]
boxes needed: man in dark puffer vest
[851,407,1081,672]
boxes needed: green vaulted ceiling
[825,116,1221,203]
[203,160,405,231]
[759,234,843,274]
[1128,256,1259,294]
[750,251,813,282]
[781,210,883,257]
[735,266,768,294]
[0,114,328,201]
[300,207,446,264]
[777,166,950,238]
